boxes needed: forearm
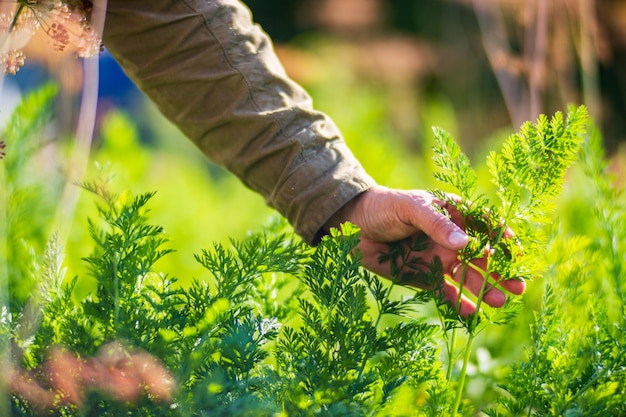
[102,0,375,243]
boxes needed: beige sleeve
[102,0,376,244]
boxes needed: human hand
[325,185,526,317]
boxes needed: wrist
[312,189,370,244]
[324,186,377,230]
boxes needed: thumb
[406,198,468,250]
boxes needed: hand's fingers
[444,197,518,248]
[449,262,506,308]
[498,277,526,294]
[361,239,477,317]
[403,193,468,251]
[439,281,476,318]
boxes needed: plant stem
[445,262,468,381]
[452,224,505,414]
[452,331,475,415]
[445,327,457,381]
[451,263,488,415]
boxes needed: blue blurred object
[11,50,143,112]
[98,50,144,110]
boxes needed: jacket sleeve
[101,0,376,244]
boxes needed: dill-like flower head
[1,7,37,74]
[0,0,101,74]
[1,49,25,74]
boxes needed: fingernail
[449,231,468,247]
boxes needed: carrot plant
[383,105,589,415]
[7,84,625,416]
[1,88,449,414]
[435,106,588,414]
[4,181,453,416]
[484,127,626,416]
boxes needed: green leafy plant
[5,182,457,416]
[383,106,589,414]
[272,224,450,416]
[8,85,626,417]
[0,88,450,415]
[483,127,626,417]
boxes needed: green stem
[445,327,457,381]
[452,331,476,415]
[452,224,505,414]
[452,263,489,415]
[446,262,468,381]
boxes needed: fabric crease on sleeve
[103,0,377,244]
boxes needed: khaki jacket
[102,0,376,244]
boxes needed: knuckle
[430,212,455,235]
